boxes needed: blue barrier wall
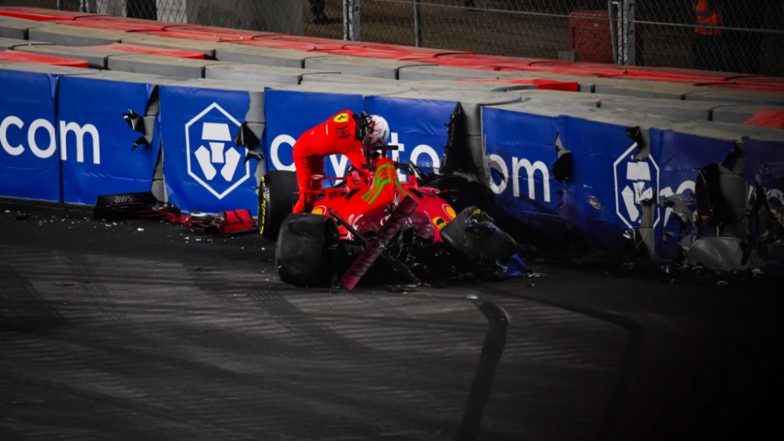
[4,61,783,262]
[58,76,159,205]
[650,129,734,259]
[0,69,60,202]
[744,137,784,192]
[263,90,454,181]
[159,85,259,215]
[363,96,454,176]
[652,130,731,200]
[560,116,660,253]
[264,89,363,177]
[482,107,563,226]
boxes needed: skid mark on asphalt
[245,291,484,420]
[0,263,69,332]
[248,290,378,357]
[481,282,642,441]
[0,366,261,441]
[0,324,462,441]
[56,251,132,325]
[247,290,486,367]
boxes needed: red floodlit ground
[134,29,231,42]
[163,24,276,40]
[344,41,472,57]
[695,80,784,93]
[744,110,784,128]
[0,49,89,67]
[0,6,100,21]
[422,53,545,69]
[325,45,469,62]
[237,38,340,52]
[459,77,580,92]
[84,43,206,59]
[54,17,164,32]
[73,14,179,27]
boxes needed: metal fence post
[413,0,421,47]
[608,0,619,64]
[621,0,636,65]
[80,0,97,13]
[343,0,361,41]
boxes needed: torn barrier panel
[650,129,736,261]
[0,68,60,202]
[743,137,784,196]
[263,88,363,177]
[560,116,661,255]
[363,96,454,176]
[738,136,784,265]
[652,126,784,262]
[482,106,568,240]
[58,76,159,205]
[159,85,260,215]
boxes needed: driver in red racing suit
[292,110,390,213]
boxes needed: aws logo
[184,103,249,200]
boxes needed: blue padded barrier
[58,75,159,205]
[0,67,61,202]
[650,129,734,260]
[363,96,454,176]
[158,84,260,215]
[482,106,569,240]
[263,88,363,177]
[557,116,661,254]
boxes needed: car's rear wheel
[259,170,298,241]
[441,206,518,280]
[275,213,338,287]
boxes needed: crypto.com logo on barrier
[613,143,660,229]
[184,103,248,200]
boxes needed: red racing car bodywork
[262,147,520,288]
[310,158,456,244]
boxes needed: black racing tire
[275,213,338,287]
[259,170,298,241]
[441,206,518,280]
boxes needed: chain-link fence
[635,0,783,75]
[330,0,783,76]
[32,0,784,75]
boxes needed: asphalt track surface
[1,200,781,441]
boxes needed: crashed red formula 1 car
[258,145,521,289]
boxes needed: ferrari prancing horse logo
[333,112,349,123]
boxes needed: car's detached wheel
[259,170,298,241]
[441,206,518,279]
[275,213,338,287]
